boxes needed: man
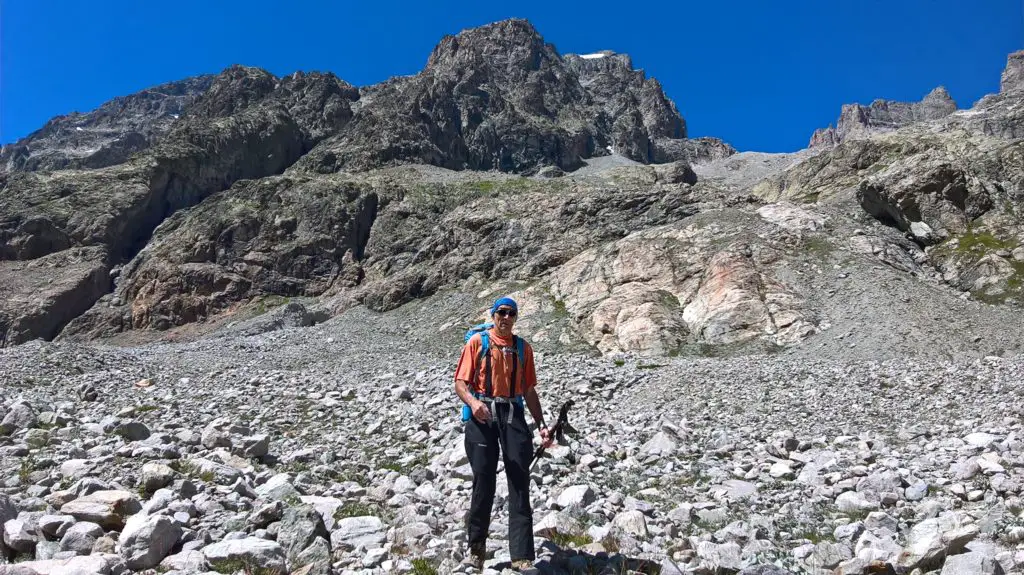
[454,297,552,571]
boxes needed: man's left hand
[539,426,554,448]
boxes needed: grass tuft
[410,558,438,575]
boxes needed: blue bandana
[491,297,518,315]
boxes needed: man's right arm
[456,379,491,423]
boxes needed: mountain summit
[299,19,719,174]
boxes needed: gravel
[1,301,1024,574]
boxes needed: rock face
[809,87,957,147]
[756,50,1024,308]
[0,65,359,345]
[1001,50,1024,93]
[543,206,821,355]
[563,50,686,162]
[62,174,378,334]
[0,76,215,173]
[0,247,109,346]
[0,18,733,350]
[2,18,1024,365]
[298,20,698,174]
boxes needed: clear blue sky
[2,0,1021,152]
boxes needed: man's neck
[492,327,513,339]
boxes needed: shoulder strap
[480,331,492,398]
[509,336,522,398]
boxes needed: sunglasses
[495,308,517,318]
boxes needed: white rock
[331,516,386,550]
[38,515,75,539]
[769,461,795,479]
[533,511,583,538]
[965,433,998,449]
[3,518,37,553]
[160,550,209,572]
[557,485,596,508]
[639,432,677,457]
[695,541,743,572]
[835,491,878,514]
[119,513,182,569]
[59,459,95,480]
[59,521,104,555]
[141,462,176,492]
[1,555,118,574]
[60,490,141,530]
[611,510,648,538]
[363,546,389,567]
[898,513,979,570]
[855,529,901,563]
[201,537,287,575]
[254,473,300,501]
[941,551,1005,575]
[299,496,344,531]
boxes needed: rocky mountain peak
[809,86,957,148]
[182,65,278,120]
[922,85,953,103]
[1001,49,1024,93]
[565,50,686,141]
[293,18,704,174]
[425,18,554,75]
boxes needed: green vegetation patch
[955,228,1016,254]
[333,501,379,520]
[402,178,566,212]
[549,531,593,548]
[410,558,439,575]
[209,558,280,575]
[254,294,291,315]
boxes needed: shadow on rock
[516,542,663,575]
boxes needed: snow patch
[606,145,614,154]
[952,109,983,118]
[580,53,607,60]
[75,127,83,132]
[171,114,179,119]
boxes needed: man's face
[493,306,517,332]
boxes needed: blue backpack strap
[479,330,490,357]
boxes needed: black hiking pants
[464,401,535,561]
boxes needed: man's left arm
[524,387,546,430]
[522,344,553,446]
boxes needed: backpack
[460,322,526,421]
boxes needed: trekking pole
[529,400,575,471]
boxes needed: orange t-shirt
[454,330,537,397]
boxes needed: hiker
[454,297,552,571]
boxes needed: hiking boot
[461,543,486,570]
[511,559,535,572]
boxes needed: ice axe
[529,400,576,471]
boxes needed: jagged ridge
[0,19,726,347]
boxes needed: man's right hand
[471,399,491,423]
